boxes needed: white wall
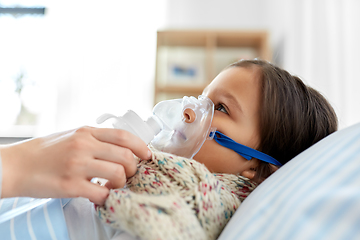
[165,1,266,29]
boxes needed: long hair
[228,60,338,181]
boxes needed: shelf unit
[154,30,271,103]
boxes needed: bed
[2,122,360,239]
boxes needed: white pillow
[218,122,360,240]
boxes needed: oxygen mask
[97,95,216,158]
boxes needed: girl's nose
[183,108,196,123]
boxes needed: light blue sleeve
[0,198,71,239]
[0,151,2,199]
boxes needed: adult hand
[0,126,151,205]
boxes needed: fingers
[92,142,138,177]
[104,181,113,190]
[67,127,152,202]
[91,128,152,160]
[77,181,110,205]
[86,159,128,188]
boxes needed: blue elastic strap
[212,131,282,166]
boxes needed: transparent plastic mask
[151,95,216,158]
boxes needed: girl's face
[193,66,262,179]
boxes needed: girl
[95,59,338,240]
[195,60,338,182]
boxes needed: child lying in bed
[94,59,338,240]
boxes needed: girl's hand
[0,126,151,205]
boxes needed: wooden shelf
[157,85,205,94]
[157,31,208,47]
[154,29,271,104]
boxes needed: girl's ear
[240,169,257,180]
[240,159,260,180]
[240,158,260,180]
[242,164,280,183]
[270,164,279,173]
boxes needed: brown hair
[228,60,338,181]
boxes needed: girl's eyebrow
[216,88,242,113]
[224,92,242,113]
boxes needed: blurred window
[0,1,52,138]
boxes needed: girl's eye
[215,103,228,114]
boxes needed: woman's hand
[0,126,151,205]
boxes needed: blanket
[96,149,257,240]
